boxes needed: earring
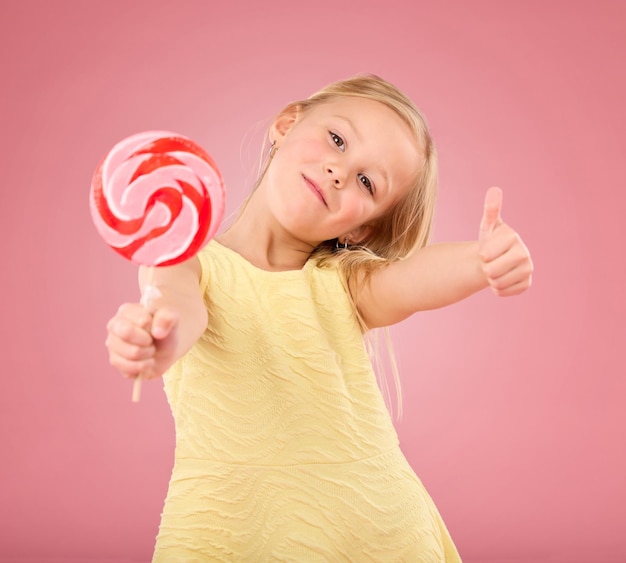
[268,140,277,159]
[335,237,349,250]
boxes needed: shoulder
[196,239,245,293]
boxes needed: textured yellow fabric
[153,240,462,562]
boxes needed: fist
[478,187,533,297]
[105,303,179,380]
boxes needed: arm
[357,187,533,329]
[106,256,208,380]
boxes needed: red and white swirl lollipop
[90,131,225,400]
[90,130,224,266]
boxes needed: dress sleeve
[196,244,213,297]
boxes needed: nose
[326,166,344,189]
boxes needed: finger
[485,262,534,293]
[108,355,157,379]
[151,308,179,340]
[479,226,522,265]
[106,333,156,362]
[490,276,533,297]
[115,303,153,331]
[482,238,532,279]
[479,187,503,241]
[106,316,154,347]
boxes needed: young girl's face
[263,96,421,247]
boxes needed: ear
[270,103,300,145]
[346,223,375,245]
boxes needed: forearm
[139,261,208,365]
[360,241,488,328]
[404,242,488,309]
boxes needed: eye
[330,132,345,152]
[358,173,374,195]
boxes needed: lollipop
[90,131,225,401]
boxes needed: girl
[106,74,532,561]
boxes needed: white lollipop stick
[132,267,160,403]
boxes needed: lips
[303,175,327,207]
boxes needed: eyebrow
[332,115,390,190]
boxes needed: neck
[217,192,316,272]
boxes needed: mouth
[303,174,328,207]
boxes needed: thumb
[479,187,503,241]
[150,308,179,340]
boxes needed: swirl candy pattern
[90,131,225,266]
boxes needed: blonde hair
[250,74,438,417]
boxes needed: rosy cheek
[344,199,367,223]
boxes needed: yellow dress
[153,240,462,562]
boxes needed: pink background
[1,1,624,561]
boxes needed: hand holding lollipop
[90,131,225,401]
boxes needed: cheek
[284,133,327,159]
[341,196,370,224]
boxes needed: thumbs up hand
[478,187,533,296]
